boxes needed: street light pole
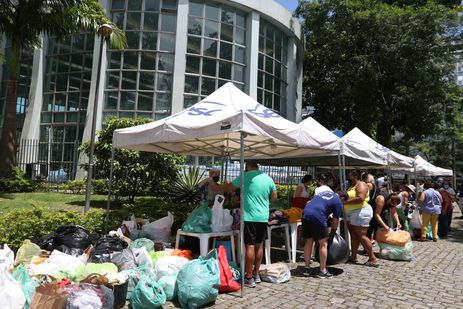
[85,24,113,213]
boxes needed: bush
[0,166,38,193]
[59,180,86,194]
[92,179,108,195]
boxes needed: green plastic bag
[130,238,155,252]
[74,262,118,281]
[120,264,156,299]
[157,275,177,301]
[149,251,167,266]
[378,241,414,261]
[182,205,212,233]
[177,249,220,309]
[12,266,39,309]
[14,240,42,266]
[130,276,166,309]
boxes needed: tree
[0,0,127,177]
[79,117,185,203]
[295,0,462,147]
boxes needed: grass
[0,192,108,215]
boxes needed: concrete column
[171,0,189,114]
[286,37,300,122]
[245,11,259,99]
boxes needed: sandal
[346,258,358,264]
[364,261,379,268]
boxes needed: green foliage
[59,180,86,194]
[296,0,463,147]
[79,117,185,203]
[92,179,108,195]
[0,166,38,193]
[169,166,204,205]
[275,183,296,203]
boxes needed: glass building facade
[1,0,303,179]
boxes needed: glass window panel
[235,46,245,64]
[266,37,273,56]
[265,56,273,74]
[159,33,175,51]
[236,12,245,28]
[221,7,234,24]
[234,82,244,91]
[219,61,231,79]
[275,32,282,60]
[157,73,172,91]
[185,56,200,74]
[282,38,288,64]
[203,39,217,57]
[104,92,118,109]
[41,113,52,123]
[184,75,199,93]
[126,12,141,30]
[155,93,171,113]
[140,51,156,69]
[112,0,125,9]
[281,97,286,117]
[220,42,232,60]
[274,95,280,112]
[257,89,263,103]
[126,31,140,49]
[139,72,155,90]
[67,93,79,111]
[53,126,64,142]
[233,65,244,82]
[235,28,245,45]
[103,112,117,122]
[189,1,203,16]
[137,92,154,111]
[119,112,134,118]
[121,71,137,89]
[201,77,215,95]
[53,113,65,123]
[83,54,93,70]
[66,112,78,122]
[220,23,233,42]
[65,126,77,142]
[143,13,159,31]
[142,32,157,50]
[137,112,153,119]
[202,58,216,77]
[184,95,199,108]
[120,92,136,110]
[55,75,68,91]
[158,53,174,71]
[55,94,66,111]
[258,53,263,70]
[82,72,92,89]
[265,73,273,91]
[123,51,139,69]
[188,17,202,35]
[187,37,201,54]
[282,67,287,82]
[58,56,69,73]
[162,0,177,10]
[205,4,219,21]
[108,52,121,69]
[218,79,227,88]
[257,71,263,87]
[204,20,219,38]
[264,91,272,108]
[70,54,83,70]
[259,35,264,52]
[63,144,74,161]
[161,13,177,32]
[275,79,281,95]
[275,62,281,78]
[128,0,142,10]
[145,0,160,11]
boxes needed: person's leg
[304,238,314,267]
[448,207,453,230]
[431,214,439,240]
[253,243,263,274]
[245,244,255,278]
[347,223,360,261]
[356,226,377,263]
[318,237,328,272]
[421,213,431,240]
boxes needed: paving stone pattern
[164,208,463,309]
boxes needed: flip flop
[364,261,379,268]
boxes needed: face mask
[443,185,449,189]
[213,176,220,183]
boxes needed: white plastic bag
[132,247,154,268]
[0,244,14,272]
[122,214,137,233]
[154,256,189,280]
[258,263,291,283]
[411,209,422,230]
[142,212,174,242]
[0,270,26,309]
[29,250,85,277]
[211,195,233,232]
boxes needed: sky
[276,0,299,13]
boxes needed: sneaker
[253,274,261,284]
[244,276,256,288]
[302,267,312,277]
[316,270,333,279]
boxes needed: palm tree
[0,0,127,177]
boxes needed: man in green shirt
[228,161,277,288]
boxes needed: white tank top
[295,183,309,198]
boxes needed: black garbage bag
[92,235,128,255]
[54,245,84,257]
[32,234,55,251]
[315,232,349,265]
[89,253,112,263]
[53,225,91,250]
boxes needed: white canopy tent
[110,82,339,296]
[395,155,453,177]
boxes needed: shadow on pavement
[291,265,344,277]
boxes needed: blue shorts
[346,206,373,227]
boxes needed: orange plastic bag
[281,207,303,223]
[375,229,410,247]
[171,249,192,260]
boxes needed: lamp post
[85,24,113,213]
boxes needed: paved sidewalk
[166,208,463,309]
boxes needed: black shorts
[302,218,328,241]
[244,221,267,245]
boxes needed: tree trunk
[0,42,20,178]
[376,119,392,148]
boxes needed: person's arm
[329,218,339,233]
[270,190,278,202]
[441,191,449,215]
[374,195,389,230]
[344,182,368,205]
[294,184,303,198]
[417,191,425,206]
[391,206,401,229]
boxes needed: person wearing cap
[196,168,223,206]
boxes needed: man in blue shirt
[302,191,344,278]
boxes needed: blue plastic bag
[12,266,39,309]
[157,275,177,301]
[177,249,220,309]
[182,205,212,233]
[130,276,166,309]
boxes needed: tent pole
[239,132,246,297]
[105,146,115,229]
[341,152,350,249]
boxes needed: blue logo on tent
[248,104,280,118]
[187,101,225,116]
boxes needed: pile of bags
[183,195,233,233]
[376,228,414,261]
